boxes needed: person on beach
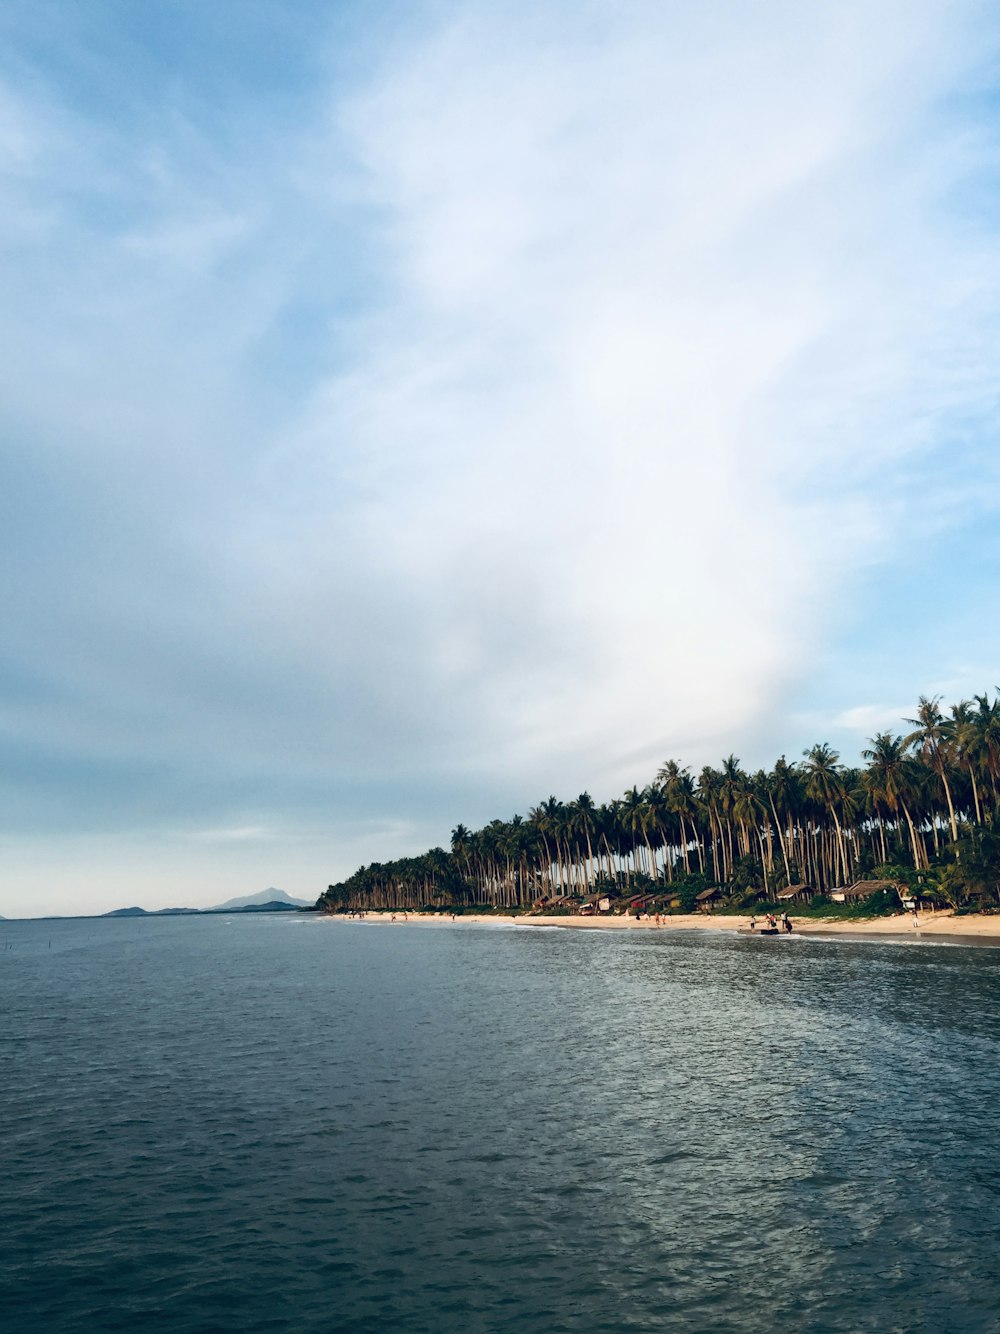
[783,914,793,934]
[749,914,756,932]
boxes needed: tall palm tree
[972,692,1000,810]
[950,700,983,824]
[802,743,848,887]
[642,783,674,882]
[451,824,473,882]
[697,766,724,882]
[905,695,959,843]
[568,793,598,890]
[620,786,654,882]
[861,732,925,870]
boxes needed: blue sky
[2,0,999,916]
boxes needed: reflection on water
[3,915,998,1332]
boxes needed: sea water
[2,914,998,1333]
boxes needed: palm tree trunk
[900,801,923,870]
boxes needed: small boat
[738,926,795,936]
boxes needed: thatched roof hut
[777,885,814,902]
[829,879,899,903]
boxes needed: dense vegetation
[317,692,1000,915]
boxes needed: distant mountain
[98,889,309,919]
[209,900,303,913]
[206,888,311,912]
[102,906,199,917]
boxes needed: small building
[618,893,657,914]
[829,879,899,904]
[579,892,612,913]
[695,887,722,911]
[776,885,814,903]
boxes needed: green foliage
[729,854,764,893]
[316,687,1000,915]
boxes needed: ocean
[2,914,999,1332]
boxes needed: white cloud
[831,705,914,735]
[266,0,1000,787]
[2,1,1000,910]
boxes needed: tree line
[317,692,1000,914]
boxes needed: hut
[828,879,899,904]
[776,885,814,904]
[618,893,657,915]
[695,887,722,911]
[578,892,612,914]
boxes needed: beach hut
[828,879,899,904]
[776,885,814,904]
[695,887,722,911]
[579,892,612,913]
[618,893,656,916]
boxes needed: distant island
[102,889,313,919]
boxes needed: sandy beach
[326,907,1000,943]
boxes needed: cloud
[279,0,1000,780]
[1,0,1000,910]
[831,705,915,736]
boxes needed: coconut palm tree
[802,743,848,887]
[972,692,1000,811]
[861,732,925,870]
[905,695,959,844]
[568,793,598,890]
[658,760,700,874]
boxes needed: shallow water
[2,915,999,1332]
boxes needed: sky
[2,0,1000,917]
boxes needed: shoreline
[323,908,1000,945]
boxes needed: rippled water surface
[3,915,999,1332]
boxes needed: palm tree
[697,766,724,882]
[658,760,700,874]
[770,757,803,883]
[642,783,674,882]
[861,732,925,870]
[529,797,564,894]
[905,695,959,844]
[568,793,598,890]
[620,786,654,882]
[802,743,848,887]
[451,824,473,883]
[972,692,1000,810]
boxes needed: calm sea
[2,914,998,1333]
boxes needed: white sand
[326,907,999,942]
